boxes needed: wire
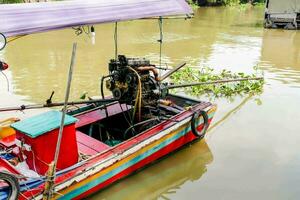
[31,151,39,175]
[72,26,91,36]
[1,71,9,92]
[34,154,51,169]
[119,103,132,127]
[22,181,37,200]
[127,66,142,122]
[125,104,132,123]
[19,192,30,200]
[123,117,160,139]
[7,35,27,44]
[72,27,83,36]
[157,18,163,119]
[100,75,113,99]
[82,25,90,35]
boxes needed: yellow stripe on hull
[56,107,216,198]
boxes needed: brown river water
[1,6,300,200]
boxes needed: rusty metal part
[137,66,159,81]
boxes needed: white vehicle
[264,0,300,29]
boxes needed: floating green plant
[170,66,264,98]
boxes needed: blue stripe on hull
[60,112,215,199]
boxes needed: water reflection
[89,140,213,200]
[260,30,300,87]
[2,6,300,199]
[3,29,112,102]
[0,7,265,103]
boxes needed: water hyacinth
[170,66,264,98]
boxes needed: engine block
[105,55,163,107]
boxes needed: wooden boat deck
[75,103,128,128]
[76,131,110,156]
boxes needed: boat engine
[103,55,167,107]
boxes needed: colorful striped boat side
[55,108,216,199]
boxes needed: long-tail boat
[0,0,217,199]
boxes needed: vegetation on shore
[1,0,49,3]
[189,0,265,7]
[1,0,23,3]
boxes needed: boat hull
[55,106,216,199]
[3,100,216,200]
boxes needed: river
[0,6,300,200]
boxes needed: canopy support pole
[158,16,163,69]
[114,22,118,60]
[43,43,77,200]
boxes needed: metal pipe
[141,15,193,20]
[0,98,116,112]
[159,62,186,82]
[137,66,159,81]
[167,77,264,89]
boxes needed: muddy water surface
[0,6,300,200]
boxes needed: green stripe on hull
[59,112,215,199]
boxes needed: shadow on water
[88,140,213,200]
[208,94,254,132]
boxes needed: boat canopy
[0,0,192,38]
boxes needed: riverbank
[0,0,48,3]
[189,0,265,7]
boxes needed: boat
[0,0,217,199]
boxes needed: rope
[22,181,37,200]
[19,192,30,200]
